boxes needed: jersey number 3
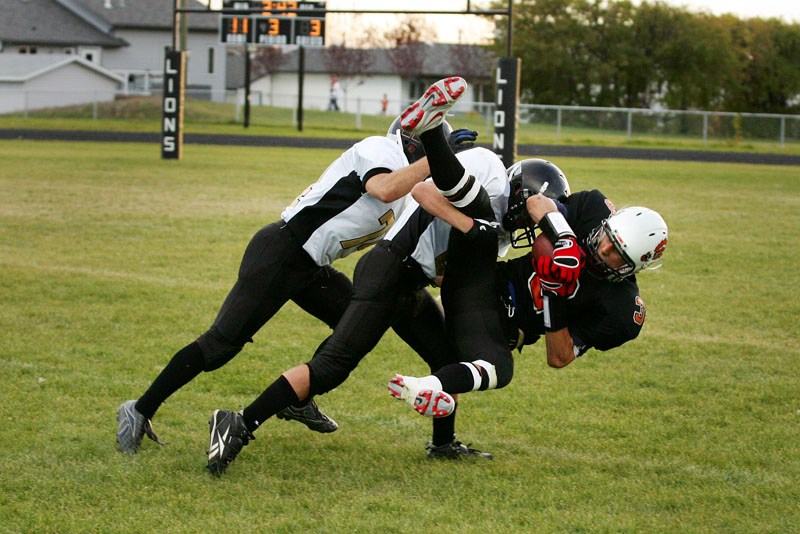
[633,296,646,326]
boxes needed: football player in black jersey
[389,169,668,417]
[115,83,479,455]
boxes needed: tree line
[494,0,800,113]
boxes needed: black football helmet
[387,116,452,164]
[502,158,571,249]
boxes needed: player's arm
[364,129,478,202]
[364,158,431,202]
[544,328,576,368]
[410,181,473,232]
[526,194,583,369]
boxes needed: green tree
[654,10,739,111]
[724,18,800,113]
[498,0,594,105]
[495,0,800,113]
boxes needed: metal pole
[627,110,632,139]
[243,46,251,128]
[177,0,188,51]
[297,45,305,132]
[703,113,708,145]
[506,0,513,57]
[556,107,562,140]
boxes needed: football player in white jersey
[206,77,514,474]
[115,108,476,455]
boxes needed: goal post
[161,1,518,162]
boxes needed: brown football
[533,232,555,260]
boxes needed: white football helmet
[586,206,668,282]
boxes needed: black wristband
[543,294,569,332]
[538,211,576,243]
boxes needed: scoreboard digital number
[220,15,251,44]
[220,1,325,46]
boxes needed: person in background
[328,76,341,111]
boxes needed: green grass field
[1,139,798,532]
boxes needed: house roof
[0,0,217,50]
[67,0,219,32]
[0,0,126,47]
[227,43,495,88]
[0,53,124,82]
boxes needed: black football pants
[306,239,451,396]
[196,221,353,370]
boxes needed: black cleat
[276,398,339,433]
[426,439,493,460]
[206,409,255,476]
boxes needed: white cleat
[388,374,455,418]
[399,77,467,136]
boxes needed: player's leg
[389,289,487,457]
[437,201,513,393]
[117,222,312,453]
[271,265,355,433]
[303,240,408,396]
[231,241,405,443]
[206,250,366,473]
[400,77,488,220]
[389,289,457,448]
[389,210,513,415]
[291,265,353,329]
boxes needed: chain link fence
[2,88,798,149]
[515,104,800,148]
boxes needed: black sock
[136,341,205,420]
[432,404,458,446]
[420,127,465,192]
[242,375,299,433]
[433,364,476,395]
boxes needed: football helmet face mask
[502,158,571,249]
[387,117,452,164]
[586,206,668,282]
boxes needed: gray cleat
[276,398,339,433]
[116,400,165,454]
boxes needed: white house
[230,43,495,116]
[0,0,227,100]
[0,54,123,113]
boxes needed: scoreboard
[220,1,325,46]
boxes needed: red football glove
[535,237,585,297]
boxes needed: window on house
[84,52,94,62]
[208,47,214,74]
